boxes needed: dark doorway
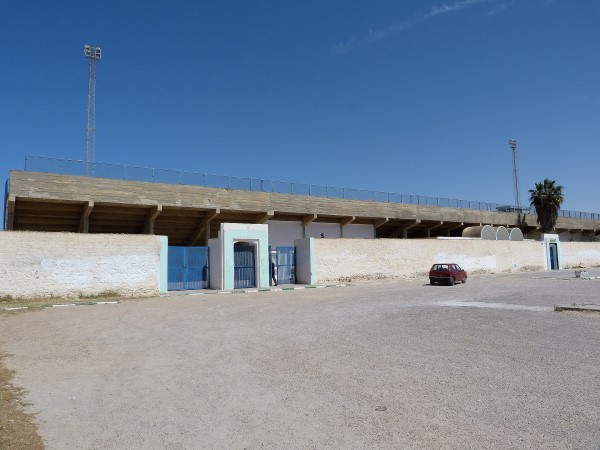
[234,242,256,288]
[549,242,559,270]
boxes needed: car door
[453,264,465,281]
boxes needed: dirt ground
[1,270,600,449]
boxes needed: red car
[429,263,467,286]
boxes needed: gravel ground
[1,270,600,449]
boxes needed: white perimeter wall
[560,242,600,268]
[0,231,163,298]
[313,238,547,283]
[268,220,374,247]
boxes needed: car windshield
[432,264,449,271]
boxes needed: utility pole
[84,44,101,176]
[508,139,520,210]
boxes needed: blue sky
[1,0,599,212]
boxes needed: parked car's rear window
[432,264,449,271]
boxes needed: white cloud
[331,0,495,55]
[429,0,489,17]
[487,2,515,16]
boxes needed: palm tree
[529,178,564,233]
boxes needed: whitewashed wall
[313,238,547,283]
[267,221,374,246]
[559,242,600,268]
[305,222,341,239]
[268,221,303,247]
[0,231,164,298]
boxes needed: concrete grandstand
[4,157,599,246]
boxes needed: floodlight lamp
[84,44,101,60]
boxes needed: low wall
[0,231,166,299]
[560,242,600,268]
[313,238,546,283]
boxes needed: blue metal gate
[234,243,256,289]
[276,246,296,284]
[549,243,558,270]
[168,246,210,290]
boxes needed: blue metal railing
[22,155,600,221]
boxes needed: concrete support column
[189,208,220,246]
[256,210,274,224]
[205,222,211,244]
[78,201,94,233]
[390,219,420,239]
[5,194,16,230]
[302,214,317,238]
[340,216,355,238]
[143,204,162,234]
[373,217,389,238]
[446,222,464,237]
[425,221,444,238]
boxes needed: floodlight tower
[84,44,101,176]
[508,139,520,210]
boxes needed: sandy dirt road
[1,271,600,449]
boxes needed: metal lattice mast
[84,44,101,176]
[508,139,520,210]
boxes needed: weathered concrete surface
[1,271,600,449]
[313,238,546,283]
[0,231,162,298]
[7,171,514,222]
[560,241,600,268]
[9,171,600,243]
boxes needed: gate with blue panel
[168,246,210,291]
[276,246,296,284]
[234,242,256,289]
[549,243,558,270]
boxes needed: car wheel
[462,276,467,284]
[449,278,455,286]
[430,279,434,285]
